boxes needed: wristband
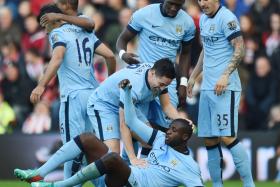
[180,77,188,87]
[118,49,126,59]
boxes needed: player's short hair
[37,4,63,24]
[171,118,193,140]
[152,58,175,80]
[57,0,79,11]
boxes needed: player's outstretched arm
[40,13,95,31]
[159,92,188,120]
[30,46,65,104]
[120,79,155,144]
[116,28,140,65]
[119,108,147,166]
[95,43,116,76]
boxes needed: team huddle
[14,0,255,187]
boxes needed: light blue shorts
[197,90,240,137]
[87,105,120,141]
[59,89,94,144]
[148,79,178,128]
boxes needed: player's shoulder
[142,3,159,11]
[77,14,90,19]
[134,3,158,15]
[50,23,72,34]
[126,63,153,70]
[218,6,238,20]
[141,62,154,68]
[199,13,207,24]
[220,6,235,16]
[177,9,193,20]
[178,10,195,29]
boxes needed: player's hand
[177,109,188,119]
[178,85,187,109]
[119,79,132,90]
[122,53,140,65]
[40,13,61,27]
[215,74,229,96]
[130,158,148,168]
[30,86,45,104]
[186,79,195,98]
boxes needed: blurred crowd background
[0,0,279,135]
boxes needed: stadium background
[0,0,279,186]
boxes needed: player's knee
[221,136,237,146]
[204,137,220,146]
[104,152,122,167]
[79,133,99,148]
[108,152,122,162]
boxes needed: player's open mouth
[165,136,170,141]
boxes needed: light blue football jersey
[128,3,196,63]
[48,24,100,102]
[200,6,242,91]
[88,63,167,114]
[130,131,203,187]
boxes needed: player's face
[150,74,172,96]
[165,123,185,146]
[163,0,185,17]
[197,0,220,17]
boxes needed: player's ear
[150,69,156,76]
[182,132,189,142]
[183,133,190,141]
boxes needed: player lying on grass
[14,79,203,187]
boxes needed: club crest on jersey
[227,20,237,30]
[51,34,59,44]
[106,125,113,132]
[209,24,215,33]
[170,159,178,167]
[176,25,183,34]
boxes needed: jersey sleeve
[127,8,146,33]
[160,88,168,95]
[78,14,89,19]
[121,87,162,145]
[182,17,196,43]
[150,131,166,148]
[135,106,149,123]
[221,11,241,41]
[92,33,101,51]
[119,88,138,109]
[49,29,67,50]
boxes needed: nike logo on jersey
[152,25,161,28]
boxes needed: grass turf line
[1,180,279,187]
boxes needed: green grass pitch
[1,181,279,187]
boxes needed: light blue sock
[91,175,106,187]
[227,139,255,187]
[38,136,83,177]
[206,144,223,187]
[54,159,105,187]
[63,154,83,187]
[276,170,280,182]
